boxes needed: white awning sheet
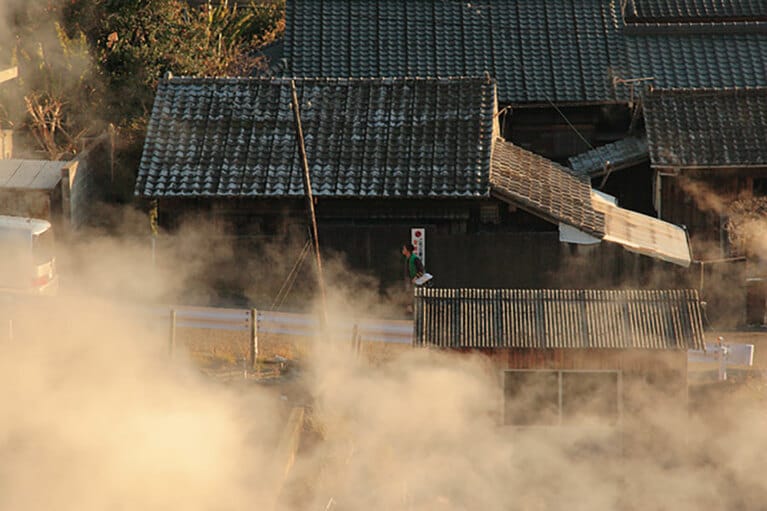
[592,192,691,267]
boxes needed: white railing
[150,305,413,344]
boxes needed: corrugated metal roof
[135,77,495,198]
[644,87,767,168]
[285,0,627,105]
[568,137,649,179]
[414,288,705,350]
[490,139,607,238]
[0,160,63,190]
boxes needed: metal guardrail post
[169,309,176,358]
[250,308,258,369]
[351,323,359,357]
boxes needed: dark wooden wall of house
[501,104,633,164]
[598,162,655,216]
[158,197,695,312]
[659,171,767,254]
[659,174,728,251]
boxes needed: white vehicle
[0,215,58,295]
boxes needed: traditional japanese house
[135,76,691,307]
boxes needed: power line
[543,93,595,151]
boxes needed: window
[504,370,621,427]
[753,178,767,197]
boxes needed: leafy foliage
[1,0,285,199]
[725,197,767,257]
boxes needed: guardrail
[150,305,413,344]
[7,298,751,371]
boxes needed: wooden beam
[290,79,329,332]
[0,67,18,85]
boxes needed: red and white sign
[411,227,425,266]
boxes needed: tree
[0,2,104,159]
[63,0,285,124]
[2,0,285,200]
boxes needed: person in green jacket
[401,243,425,284]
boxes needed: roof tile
[136,77,495,198]
[568,137,649,178]
[285,0,626,105]
[644,88,767,167]
[490,139,606,237]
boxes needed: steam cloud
[2,212,765,510]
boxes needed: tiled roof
[135,77,495,198]
[623,0,767,23]
[285,0,627,105]
[489,139,606,238]
[413,288,705,350]
[624,30,767,89]
[643,88,767,167]
[568,137,649,178]
[285,0,767,103]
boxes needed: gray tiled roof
[285,0,767,103]
[135,77,495,198]
[624,0,767,22]
[414,288,705,350]
[568,137,649,178]
[624,29,767,89]
[644,88,767,168]
[285,0,627,105]
[490,139,606,237]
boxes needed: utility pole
[290,80,329,331]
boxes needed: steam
[1,213,767,510]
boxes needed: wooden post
[290,79,329,333]
[250,308,258,369]
[351,323,359,356]
[108,123,116,183]
[169,309,176,358]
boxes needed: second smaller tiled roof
[568,137,649,179]
[644,88,767,168]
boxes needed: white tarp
[592,192,692,267]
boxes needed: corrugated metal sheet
[592,192,692,267]
[414,288,705,350]
[0,159,63,190]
